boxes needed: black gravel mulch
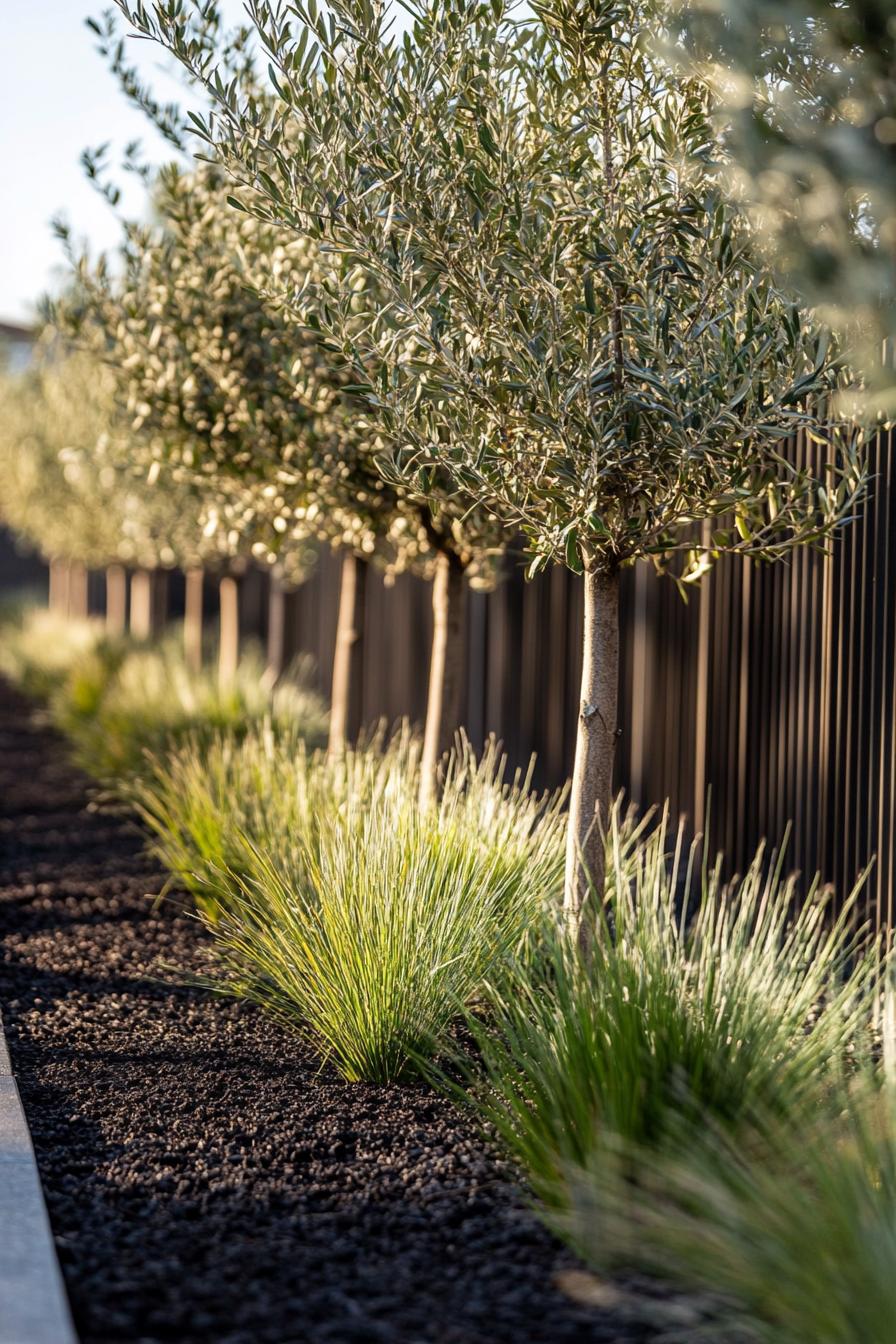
[0,678,668,1344]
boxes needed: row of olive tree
[57,9,509,777]
[100,0,869,936]
[0,343,288,676]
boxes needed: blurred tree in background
[0,344,255,649]
[672,0,896,414]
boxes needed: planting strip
[0,676,663,1344]
[0,1009,77,1344]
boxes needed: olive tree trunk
[328,552,367,756]
[130,569,168,640]
[218,575,240,690]
[48,557,70,613]
[68,562,89,620]
[130,570,152,640]
[418,551,467,810]
[184,568,204,675]
[105,564,127,636]
[266,568,287,685]
[563,566,620,944]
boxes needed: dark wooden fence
[2,426,894,929]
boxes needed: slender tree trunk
[266,568,287,685]
[105,564,127,636]
[48,557,70,614]
[68,562,89,620]
[419,551,467,810]
[563,566,620,945]
[130,569,168,639]
[184,568,204,675]
[328,552,367,756]
[130,569,153,640]
[218,575,240,690]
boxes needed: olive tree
[0,349,124,618]
[61,155,478,739]
[116,0,867,929]
[0,345,218,635]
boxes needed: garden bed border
[0,1009,77,1344]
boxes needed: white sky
[1,1,247,325]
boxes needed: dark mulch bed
[0,678,663,1344]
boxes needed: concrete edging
[0,1011,78,1344]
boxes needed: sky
[0,0,247,325]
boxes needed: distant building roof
[0,320,36,344]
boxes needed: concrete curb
[0,1018,10,1075]
[0,1011,78,1344]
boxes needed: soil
[0,678,661,1344]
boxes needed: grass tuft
[603,1071,896,1344]
[51,639,328,779]
[0,605,107,699]
[134,730,568,1081]
[458,809,881,1268]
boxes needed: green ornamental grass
[0,605,106,699]
[603,1071,896,1344]
[135,730,568,1081]
[130,724,423,917]
[51,638,328,780]
[460,810,881,1268]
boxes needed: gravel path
[0,679,658,1344]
